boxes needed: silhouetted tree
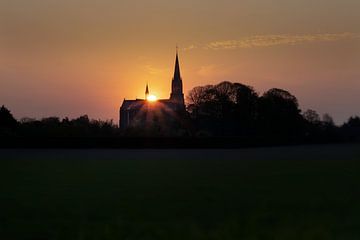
[187,81,259,136]
[0,105,17,126]
[317,113,339,141]
[233,83,259,134]
[342,116,360,141]
[0,105,18,135]
[303,109,321,124]
[302,109,322,140]
[343,116,360,128]
[15,114,119,139]
[257,88,304,139]
[20,117,37,124]
[322,113,335,127]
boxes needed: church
[119,50,186,130]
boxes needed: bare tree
[303,109,320,124]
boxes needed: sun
[147,94,157,102]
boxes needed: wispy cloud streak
[185,33,359,51]
[182,45,197,51]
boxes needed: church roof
[121,99,145,110]
[121,98,181,111]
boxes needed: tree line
[186,81,359,142]
[0,108,118,138]
[1,81,360,146]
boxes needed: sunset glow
[147,95,157,102]
[0,0,359,124]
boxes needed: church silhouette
[120,50,186,130]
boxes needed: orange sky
[0,0,359,124]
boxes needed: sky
[0,0,359,124]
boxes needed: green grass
[1,144,360,239]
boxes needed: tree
[187,85,216,116]
[233,83,259,122]
[187,81,258,136]
[343,116,360,128]
[0,105,17,129]
[303,109,320,124]
[322,113,335,127]
[187,82,234,121]
[257,88,304,138]
[341,116,360,141]
[262,88,299,108]
[302,109,323,140]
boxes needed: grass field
[1,144,360,240]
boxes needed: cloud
[185,33,359,51]
[196,64,234,80]
[197,64,220,77]
[145,65,168,75]
[182,45,197,51]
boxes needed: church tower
[170,49,185,106]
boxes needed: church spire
[145,83,149,99]
[170,47,184,106]
[173,46,181,82]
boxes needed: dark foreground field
[1,144,360,240]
